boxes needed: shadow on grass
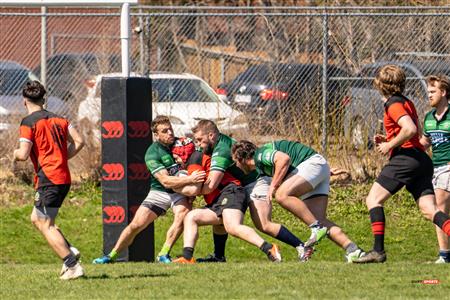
[83,272,171,280]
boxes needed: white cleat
[60,262,85,280]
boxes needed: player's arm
[419,134,431,150]
[270,151,290,193]
[154,169,205,190]
[201,170,225,195]
[67,126,85,159]
[173,183,203,197]
[384,115,417,149]
[13,141,32,161]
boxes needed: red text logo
[128,163,150,180]
[128,121,150,138]
[103,206,125,224]
[102,121,124,139]
[102,163,125,181]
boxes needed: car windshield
[152,78,218,102]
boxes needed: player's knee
[128,220,146,232]
[184,211,198,226]
[223,223,238,237]
[274,190,289,204]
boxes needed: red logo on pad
[102,121,124,138]
[128,121,150,138]
[103,206,125,224]
[102,163,125,181]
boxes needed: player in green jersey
[231,140,365,262]
[192,120,324,262]
[420,75,450,263]
[93,116,205,264]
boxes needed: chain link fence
[1,6,450,179]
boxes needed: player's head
[192,119,220,155]
[426,74,449,107]
[374,64,406,98]
[151,115,175,145]
[231,140,257,174]
[22,80,46,106]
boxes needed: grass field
[1,180,449,299]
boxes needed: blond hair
[426,74,449,96]
[151,115,171,133]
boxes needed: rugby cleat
[92,255,114,264]
[156,254,172,264]
[60,262,85,280]
[353,250,386,264]
[267,244,282,262]
[435,256,449,264]
[305,226,328,247]
[345,248,365,263]
[172,257,196,264]
[297,245,314,262]
[196,254,227,263]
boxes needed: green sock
[158,243,171,257]
[109,249,118,260]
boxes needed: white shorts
[244,176,271,202]
[141,190,186,216]
[290,154,330,200]
[433,165,450,192]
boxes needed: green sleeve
[210,148,233,172]
[260,148,277,167]
[145,147,166,175]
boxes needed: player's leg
[221,184,281,262]
[173,208,221,263]
[157,196,192,263]
[434,188,450,263]
[197,224,228,263]
[247,176,304,254]
[304,195,364,262]
[93,190,171,264]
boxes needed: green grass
[1,180,449,299]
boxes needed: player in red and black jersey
[354,65,450,263]
[13,81,85,279]
[172,150,282,263]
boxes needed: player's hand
[330,167,349,176]
[377,142,391,155]
[267,186,276,203]
[373,134,386,145]
[189,170,206,183]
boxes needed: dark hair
[231,140,257,162]
[373,64,406,97]
[22,80,46,104]
[191,119,219,135]
[151,115,171,133]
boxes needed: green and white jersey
[423,104,450,167]
[254,140,317,177]
[144,141,180,193]
[210,133,258,186]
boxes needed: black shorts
[35,184,71,208]
[206,184,248,217]
[376,148,434,201]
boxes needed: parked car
[1,60,67,133]
[77,72,249,142]
[344,61,450,148]
[217,63,349,125]
[33,53,121,105]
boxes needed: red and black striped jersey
[19,110,71,188]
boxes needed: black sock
[259,241,273,255]
[369,207,385,253]
[63,253,77,268]
[213,233,228,258]
[183,247,194,260]
[276,225,303,247]
[433,211,450,235]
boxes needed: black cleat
[196,253,226,263]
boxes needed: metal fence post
[40,6,47,87]
[321,10,328,155]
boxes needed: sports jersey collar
[431,103,450,121]
[384,94,407,109]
